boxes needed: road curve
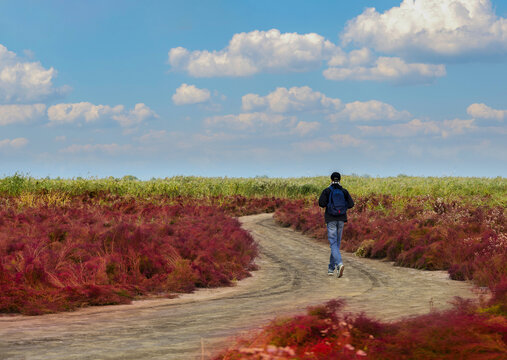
[0,213,476,360]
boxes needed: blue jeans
[327,220,344,271]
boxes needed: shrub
[216,299,507,360]
[0,198,259,315]
[274,195,507,309]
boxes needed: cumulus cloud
[359,119,441,137]
[0,104,46,125]
[60,143,132,154]
[359,118,475,138]
[441,118,476,137]
[47,102,123,123]
[324,56,446,84]
[328,47,374,67]
[292,133,363,152]
[111,103,159,127]
[172,83,211,105]
[205,112,293,130]
[467,103,506,121]
[342,0,507,60]
[291,121,321,136]
[0,44,66,103]
[242,86,341,113]
[136,130,168,143]
[47,102,157,127]
[193,131,243,143]
[169,27,451,83]
[169,29,337,77]
[0,137,28,149]
[329,100,412,122]
[330,134,364,147]
[292,139,334,153]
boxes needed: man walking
[318,172,354,278]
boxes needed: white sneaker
[337,264,345,278]
[328,269,334,276]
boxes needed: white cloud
[292,133,363,153]
[242,93,267,112]
[324,56,446,84]
[0,44,66,103]
[358,118,476,138]
[60,143,132,154]
[47,102,123,123]
[342,0,507,60]
[329,100,412,122]
[168,28,451,84]
[111,103,158,127]
[292,139,334,153]
[0,137,28,149]
[205,112,293,130]
[467,103,506,121]
[169,29,337,77]
[291,121,321,136]
[242,86,341,113]
[137,130,168,143]
[441,118,476,137]
[193,131,244,143]
[0,104,46,125]
[47,102,157,127]
[172,83,211,105]
[359,119,441,137]
[330,134,364,147]
[328,47,375,67]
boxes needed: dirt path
[0,213,477,360]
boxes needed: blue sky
[0,0,506,179]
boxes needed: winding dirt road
[0,213,477,360]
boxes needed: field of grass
[0,194,285,315]
[1,174,506,357]
[1,174,505,205]
[215,298,507,359]
[215,176,506,359]
[275,195,506,288]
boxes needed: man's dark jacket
[318,183,354,223]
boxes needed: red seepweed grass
[274,195,506,295]
[0,194,286,315]
[248,194,507,359]
[215,299,507,359]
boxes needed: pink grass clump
[215,299,507,360]
[0,198,258,315]
[216,195,506,359]
[274,195,507,305]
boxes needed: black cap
[330,172,341,181]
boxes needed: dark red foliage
[0,197,264,315]
[274,195,507,306]
[367,308,507,359]
[215,299,507,360]
[216,194,507,359]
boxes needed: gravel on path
[0,213,476,360]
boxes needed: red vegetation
[215,300,507,360]
[0,195,280,315]
[250,195,507,358]
[274,195,507,291]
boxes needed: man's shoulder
[319,187,331,199]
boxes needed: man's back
[318,182,354,223]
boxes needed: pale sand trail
[0,213,477,360]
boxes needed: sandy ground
[0,213,477,359]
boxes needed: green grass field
[1,174,505,206]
